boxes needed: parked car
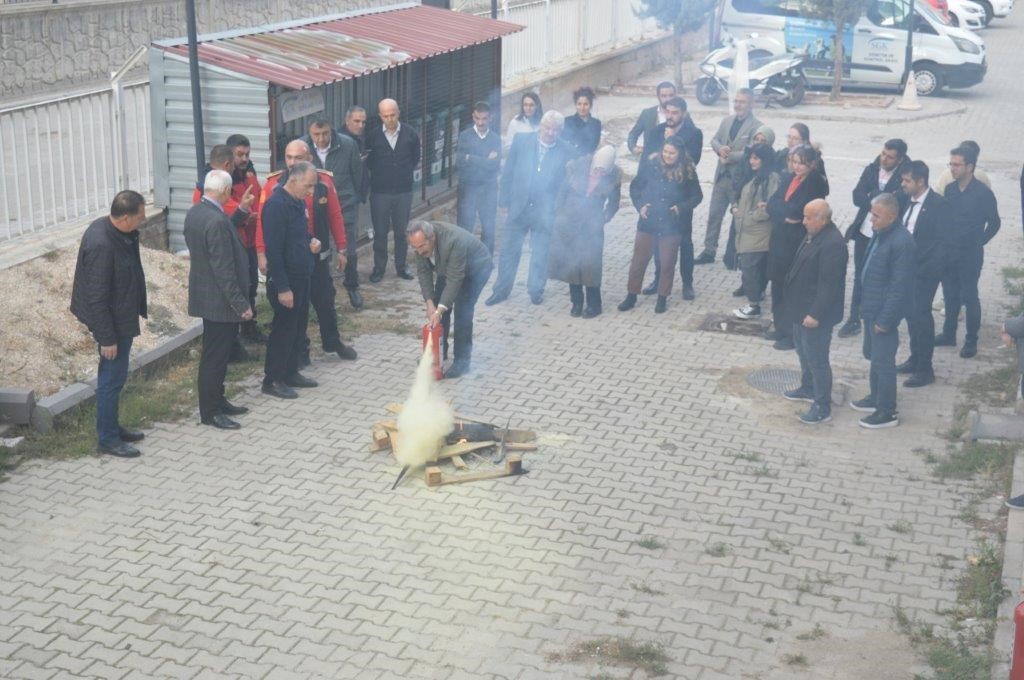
[965,0,1014,23]
[947,0,987,27]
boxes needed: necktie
[903,201,918,228]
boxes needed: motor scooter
[695,33,808,108]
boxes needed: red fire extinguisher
[421,324,443,381]
[1011,600,1024,679]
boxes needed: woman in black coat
[619,138,703,314]
[766,144,829,349]
[562,86,602,157]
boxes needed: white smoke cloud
[395,338,455,468]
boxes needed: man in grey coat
[408,220,493,379]
[184,169,253,430]
[696,88,761,265]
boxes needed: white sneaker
[733,304,761,320]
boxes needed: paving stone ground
[3,14,1024,680]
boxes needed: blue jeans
[96,336,134,447]
[793,322,835,409]
[457,182,498,255]
[439,262,494,364]
[492,206,551,298]
[862,316,899,415]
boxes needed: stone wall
[0,0,388,101]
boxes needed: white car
[967,0,1014,23]
[948,0,987,26]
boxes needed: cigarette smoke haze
[395,338,454,468]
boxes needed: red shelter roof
[156,4,523,90]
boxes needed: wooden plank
[450,454,468,469]
[373,419,398,431]
[431,455,524,487]
[436,441,494,461]
[504,443,537,452]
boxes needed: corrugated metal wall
[150,49,271,252]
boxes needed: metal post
[903,0,915,90]
[544,0,552,65]
[185,0,206,184]
[111,78,128,190]
[491,0,497,19]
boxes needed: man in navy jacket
[850,193,915,429]
[365,98,420,282]
[456,101,501,254]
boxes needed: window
[732,0,799,17]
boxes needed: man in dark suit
[366,98,421,282]
[627,81,676,155]
[486,110,571,306]
[184,169,253,430]
[837,139,911,338]
[456,101,502,254]
[850,193,915,429]
[641,96,702,167]
[781,199,848,424]
[70,190,149,458]
[896,161,949,388]
[409,221,493,379]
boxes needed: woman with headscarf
[504,92,543,149]
[776,123,828,184]
[549,145,621,318]
[619,137,703,314]
[732,144,780,320]
[765,144,829,350]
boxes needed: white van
[716,0,986,95]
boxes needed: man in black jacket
[837,139,911,338]
[304,117,365,310]
[897,161,950,387]
[850,193,915,429]
[936,144,1001,358]
[184,169,253,430]
[70,190,148,458]
[456,102,502,254]
[366,98,421,282]
[641,97,702,167]
[627,81,676,155]
[781,199,848,424]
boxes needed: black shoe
[896,359,916,374]
[837,319,861,338]
[655,296,668,314]
[618,294,637,312]
[849,396,877,413]
[904,372,935,388]
[397,269,414,280]
[570,301,582,317]
[347,289,364,311]
[641,280,659,295]
[783,386,814,402]
[284,373,318,388]
[959,342,977,358]
[934,333,956,347]
[859,411,899,429]
[800,404,832,424]
[694,252,715,265]
[334,343,358,361]
[369,269,384,283]
[530,292,543,305]
[118,427,145,443]
[202,414,241,430]
[773,337,795,351]
[732,286,745,297]
[444,361,471,379]
[682,285,695,300]
[261,382,298,399]
[485,292,508,306]
[582,305,602,319]
[97,442,141,458]
[221,400,249,416]
[1005,494,1024,510]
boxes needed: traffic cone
[897,71,922,111]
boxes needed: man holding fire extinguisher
[407,220,493,379]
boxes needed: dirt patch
[763,629,926,679]
[0,245,191,396]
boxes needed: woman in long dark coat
[549,145,621,318]
[619,137,703,315]
[766,144,829,349]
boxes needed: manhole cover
[698,313,770,336]
[746,368,802,395]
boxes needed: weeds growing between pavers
[546,637,672,677]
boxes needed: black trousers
[908,274,942,373]
[245,247,259,316]
[941,245,984,343]
[437,262,493,365]
[457,182,498,254]
[309,255,342,352]
[342,206,359,290]
[848,232,869,320]
[198,319,239,420]
[264,276,310,385]
[369,191,412,273]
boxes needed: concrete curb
[0,389,35,425]
[993,448,1024,680]
[25,320,203,433]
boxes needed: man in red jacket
[256,139,357,362]
[226,134,264,342]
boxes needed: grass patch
[852,532,867,547]
[732,451,761,462]
[795,623,826,641]
[705,542,730,557]
[546,637,671,677]
[961,363,1020,409]
[629,580,665,596]
[782,652,808,667]
[887,519,913,534]
[767,535,791,554]
[750,463,778,478]
[929,441,1016,482]
[635,536,665,550]
[957,539,1009,622]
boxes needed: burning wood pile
[371,403,536,488]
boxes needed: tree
[800,0,871,101]
[635,0,716,91]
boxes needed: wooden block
[450,455,468,470]
[506,455,523,475]
[425,466,442,487]
[370,428,392,452]
[373,419,398,431]
[504,443,537,452]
